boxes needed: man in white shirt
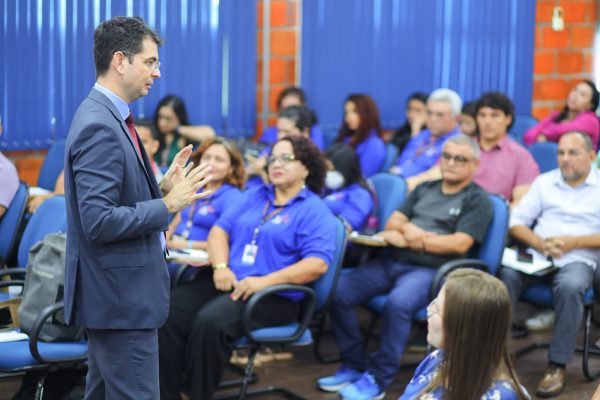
[500,131,600,398]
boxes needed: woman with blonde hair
[400,268,529,400]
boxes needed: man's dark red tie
[125,112,141,156]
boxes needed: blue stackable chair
[37,139,66,192]
[214,217,347,400]
[368,173,408,230]
[510,114,539,144]
[0,195,87,400]
[528,141,558,173]
[364,194,510,356]
[0,182,29,268]
[379,143,399,172]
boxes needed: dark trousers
[85,328,159,399]
[158,271,300,400]
[500,262,593,364]
[329,258,435,389]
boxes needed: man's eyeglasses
[427,298,441,317]
[267,153,296,166]
[136,55,161,71]
[441,152,471,165]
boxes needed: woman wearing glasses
[153,94,216,168]
[400,268,529,400]
[158,136,338,400]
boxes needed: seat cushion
[232,322,313,347]
[0,340,87,370]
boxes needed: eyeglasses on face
[427,297,441,317]
[120,51,161,71]
[441,152,471,165]
[267,153,296,166]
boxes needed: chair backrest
[510,114,538,143]
[369,173,408,230]
[379,143,399,172]
[476,194,509,275]
[17,196,67,268]
[37,139,66,191]
[311,217,347,314]
[0,182,29,262]
[528,141,558,173]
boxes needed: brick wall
[532,0,598,119]
[256,0,300,137]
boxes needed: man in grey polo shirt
[500,131,600,398]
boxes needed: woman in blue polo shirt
[400,269,529,400]
[334,93,386,178]
[166,137,245,277]
[324,143,374,232]
[158,136,337,400]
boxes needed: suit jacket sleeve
[71,120,169,244]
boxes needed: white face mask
[325,170,345,190]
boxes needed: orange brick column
[256,0,300,138]
[532,0,598,119]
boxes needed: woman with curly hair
[158,136,338,399]
[400,268,529,400]
[335,93,386,177]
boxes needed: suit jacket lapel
[88,89,150,177]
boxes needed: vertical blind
[301,0,536,138]
[0,0,256,150]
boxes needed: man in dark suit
[64,17,212,399]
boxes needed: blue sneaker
[338,371,385,400]
[317,366,362,392]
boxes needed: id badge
[241,244,258,265]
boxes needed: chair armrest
[430,259,489,299]
[28,301,86,364]
[173,264,192,287]
[0,268,27,279]
[0,280,25,290]
[242,284,315,344]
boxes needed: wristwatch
[213,262,228,270]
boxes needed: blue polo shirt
[394,127,460,177]
[215,184,337,300]
[260,125,325,150]
[324,183,374,231]
[345,129,386,178]
[174,183,242,241]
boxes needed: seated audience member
[28,170,64,214]
[523,80,600,149]
[135,118,164,182]
[323,143,374,232]
[317,134,492,400]
[154,94,216,167]
[335,94,386,178]
[158,136,337,400]
[400,269,529,400]
[167,137,245,252]
[259,86,325,149]
[473,92,539,205]
[0,124,19,219]
[390,88,462,184]
[404,92,540,206]
[459,100,478,137]
[246,105,315,188]
[389,92,429,154]
[499,131,600,398]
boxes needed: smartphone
[517,250,533,263]
[0,307,12,327]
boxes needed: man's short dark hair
[279,105,314,132]
[93,16,163,77]
[475,92,515,130]
[134,118,160,141]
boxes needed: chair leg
[34,372,47,400]
[579,306,600,380]
[238,349,258,400]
